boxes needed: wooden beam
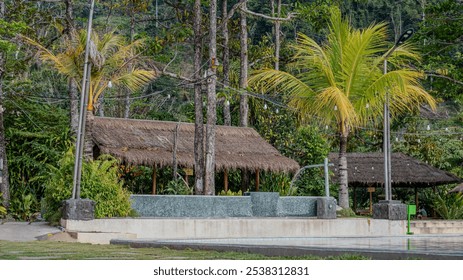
[224,170,229,192]
[415,186,419,208]
[255,169,260,191]
[152,165,157,194]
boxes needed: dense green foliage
[1,0,462,219]
[43,150,132,221]
[3,96,72,219]
[426,187,463,219]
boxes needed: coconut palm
[23,29,156,158]
[249,9,436,209]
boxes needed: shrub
[427,187,463,219]
[0,193,6,218]
[8,188,38,221]
[218,190,243,196]
[164,178,192,195]
[43,149,132,221]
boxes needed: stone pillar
[250,192,279,217]
[372,200,407,220]
[62,199,95,220]
[317,197,337,219]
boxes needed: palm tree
[24,30,156,158]
[249,9,436,209]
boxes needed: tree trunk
[63,1,79,136]
[221,0,231,126]
[98,92,105,117]
[239,2,249,127]
[69,78,79,136]
[124,8,136,119]
[64,0,75,35]
[0,1,9,207]
[274,0,281,70]
[338,129,349,209]
[83,110,95,161]
[193,0,204,195]
[239,2,250,190]
[204,0,218,195]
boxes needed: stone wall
[131,192,328,218]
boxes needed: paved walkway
[2,221,463,259]
[0,222,62,241]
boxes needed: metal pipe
[381,29,414,202]
[383,58,390,200]
[71,0,95,199]
[324,157,330,197]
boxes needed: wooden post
[224,170,229,192]
[415,186,419,208]
[367,186,375,215]
[255,169,260,191]
[172,123,180,180]
[369,189,373,214]
[152,165,157,194]
[353,186,357,213]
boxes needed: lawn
[0,240,369,260]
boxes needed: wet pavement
[112,234,463,259]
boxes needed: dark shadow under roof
[328,152,461,188]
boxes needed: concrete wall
[131,192,320,218]
[62,218,408,244]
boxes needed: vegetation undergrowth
[43,149,132,222]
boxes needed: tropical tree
[23,29,156,158]
[249,8,436,209]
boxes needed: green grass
[0,241,369,260]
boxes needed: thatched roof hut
[92,117,300,173]
[328,152,461,188]
[328,152,461,212]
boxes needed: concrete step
[412,227,463,234]
[410,220,463,234]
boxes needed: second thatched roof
[329,152,461,187]
[92,117,300,173]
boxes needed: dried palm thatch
[92,117,300,173]
[329,152,461,188]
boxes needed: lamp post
[63,0,96,222]
[71,0,95,200]
[383,29,414,202]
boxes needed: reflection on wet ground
[155,235,463,258]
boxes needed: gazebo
[329,152,461,212]
[91,117,300,193]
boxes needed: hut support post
[255,169,260,191]
[353,186,357,213]
[369,189,373,214]
[172,123,179,180]
[415,186,418,208]
[224,170,229,192]
[152,165,157,194]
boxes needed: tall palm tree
[249,9,436,209]
[24,30,156,158]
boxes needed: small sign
[184,168,194,176]
[367,187,375,193]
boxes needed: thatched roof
[92,117,300,173]
[328,152,461,188]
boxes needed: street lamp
[72,0,95,199]
[383,29,414,202]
